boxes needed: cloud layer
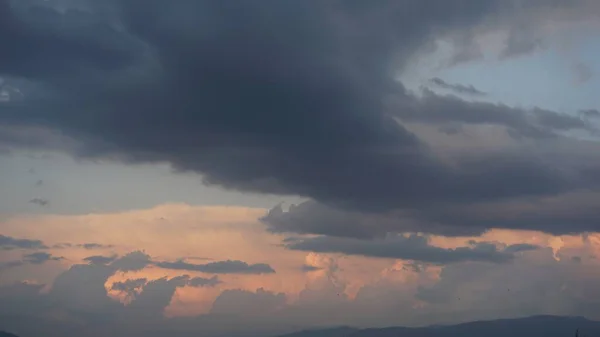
[0,204,600,336]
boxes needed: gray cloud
[285,234,537,264]
[411,191,600,236]
[393,88,591,140]
[125,276,190,318]
[0,252,62,270]
[188,275,221,287]
[54,242,114,250]
[0,0,598,220]
[46,251,154,317]
[262,201,486,239]
[111,278,147,296]
[109,251,151,272]
[503,243,540,254]
[412,249,600,322]
[0,242,600,336]
[429,77,487,96]
[500,28,545,59]
[78,243,114,250]
[301,264,323,272]
[0,234,47,250]
[263,190,600,238]
[0,0,141,80]
[22,252,62,264]
[572,62,594,84]
[155,259,275,275]
[28,198,48,206]
[581,109,600,119]
[111,275,220,300]
[83,255,118,265]
[210,288,287,316]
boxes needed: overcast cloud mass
[1,0,600,336]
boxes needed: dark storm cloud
[429,77,487,96]
[261,201,486,239]
[263,191,600,238]
[155,259,275,275]
[0,0,140,80]
[411,191,600,236]
[0,234,47,250]
[1,0,599,236]
[285,234,537,263]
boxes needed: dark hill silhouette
[1,315,596,337]
[276,316,596,337]
[279,327,359,337]
[0,331,19,337]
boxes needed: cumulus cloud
[46,251,156,316]
[126,276,191,318]
[210,288,287,316]
[0,232,599,335]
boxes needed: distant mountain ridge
[276,316,597,337]
[1,315,596,337]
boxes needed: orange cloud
[2,203,600,319]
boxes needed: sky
[1,1,600,336]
